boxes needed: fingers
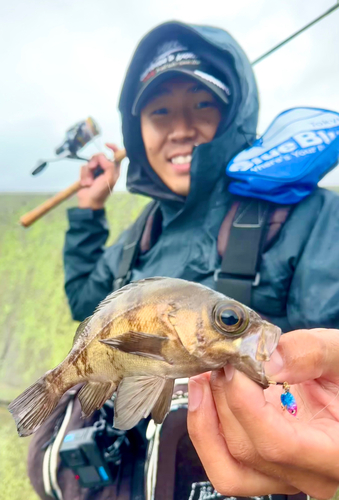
[105,143,119,154]
[79,143,124,190]
[211,369,339,498]
[79,152,118,189]
[222,369,339,493]
[105,143,124,165]
[266,329,339,384]
[187,374,298,497]
[105,143,118,150]
[87,153,115,173]
[79,163,94,188]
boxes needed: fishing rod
[20,3,339,227]
[252,2,339,66]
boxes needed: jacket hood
[118,21,259,205]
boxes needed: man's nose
[168,111,196,142]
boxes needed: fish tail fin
[8,375,61,437]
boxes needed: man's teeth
[171,155,192,165]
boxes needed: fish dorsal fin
[113,375,167,430]
[73,317,91,345]
[93,277,169,315]
[99,331,171,363]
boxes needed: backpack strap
[43,395,76,500]
[146,379,191,500]
[216,199,292,306]
[112,196,293,307]
[113,201,159,291]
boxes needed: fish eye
[220,309,240,326]
[213,301,249,336]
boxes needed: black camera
[59,403,129,489]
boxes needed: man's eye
[151,108,168,115]
[196,101,217,109]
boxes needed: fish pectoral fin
[78,381,116,418]
[151,379,174,424]
[113,376,168,430]
[99,331,171,364]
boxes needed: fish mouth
[232,322,282,389]
[256,322,281,362]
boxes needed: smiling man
[65,25,256,316]
[134,42,227,197]
[140,77,223,196]
[141,77,222,196]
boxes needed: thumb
[265,329,339,384]
[105,143,125,164]
[105,143,119,152]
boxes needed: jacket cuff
[67,207,106,221]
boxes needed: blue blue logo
[227,107,339,203]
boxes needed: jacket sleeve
[63,208,125,322]
[287,190,339,329]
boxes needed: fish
[8,277,281,436]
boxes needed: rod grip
[19,181,81,227]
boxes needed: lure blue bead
[281,391,297,416]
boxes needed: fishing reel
[31,117,100,176]
[20,117,125,227]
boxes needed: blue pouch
[226,107,339,204]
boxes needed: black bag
[28,386,147,500]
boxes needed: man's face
[140,78,223,196]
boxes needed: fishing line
[307,388,339,423]
[106,178,113,197]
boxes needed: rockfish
[9,277,281,436]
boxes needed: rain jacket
[64,21,339,332]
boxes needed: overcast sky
[1,0,339,193]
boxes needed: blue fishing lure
[280,382,297,416]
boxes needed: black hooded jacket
[64,21,339,332]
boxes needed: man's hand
[77,143,122,210]
[187,329,339,500]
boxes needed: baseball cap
[131,40,231,115]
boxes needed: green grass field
[1,190,338,500]
[0,192,148,500]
